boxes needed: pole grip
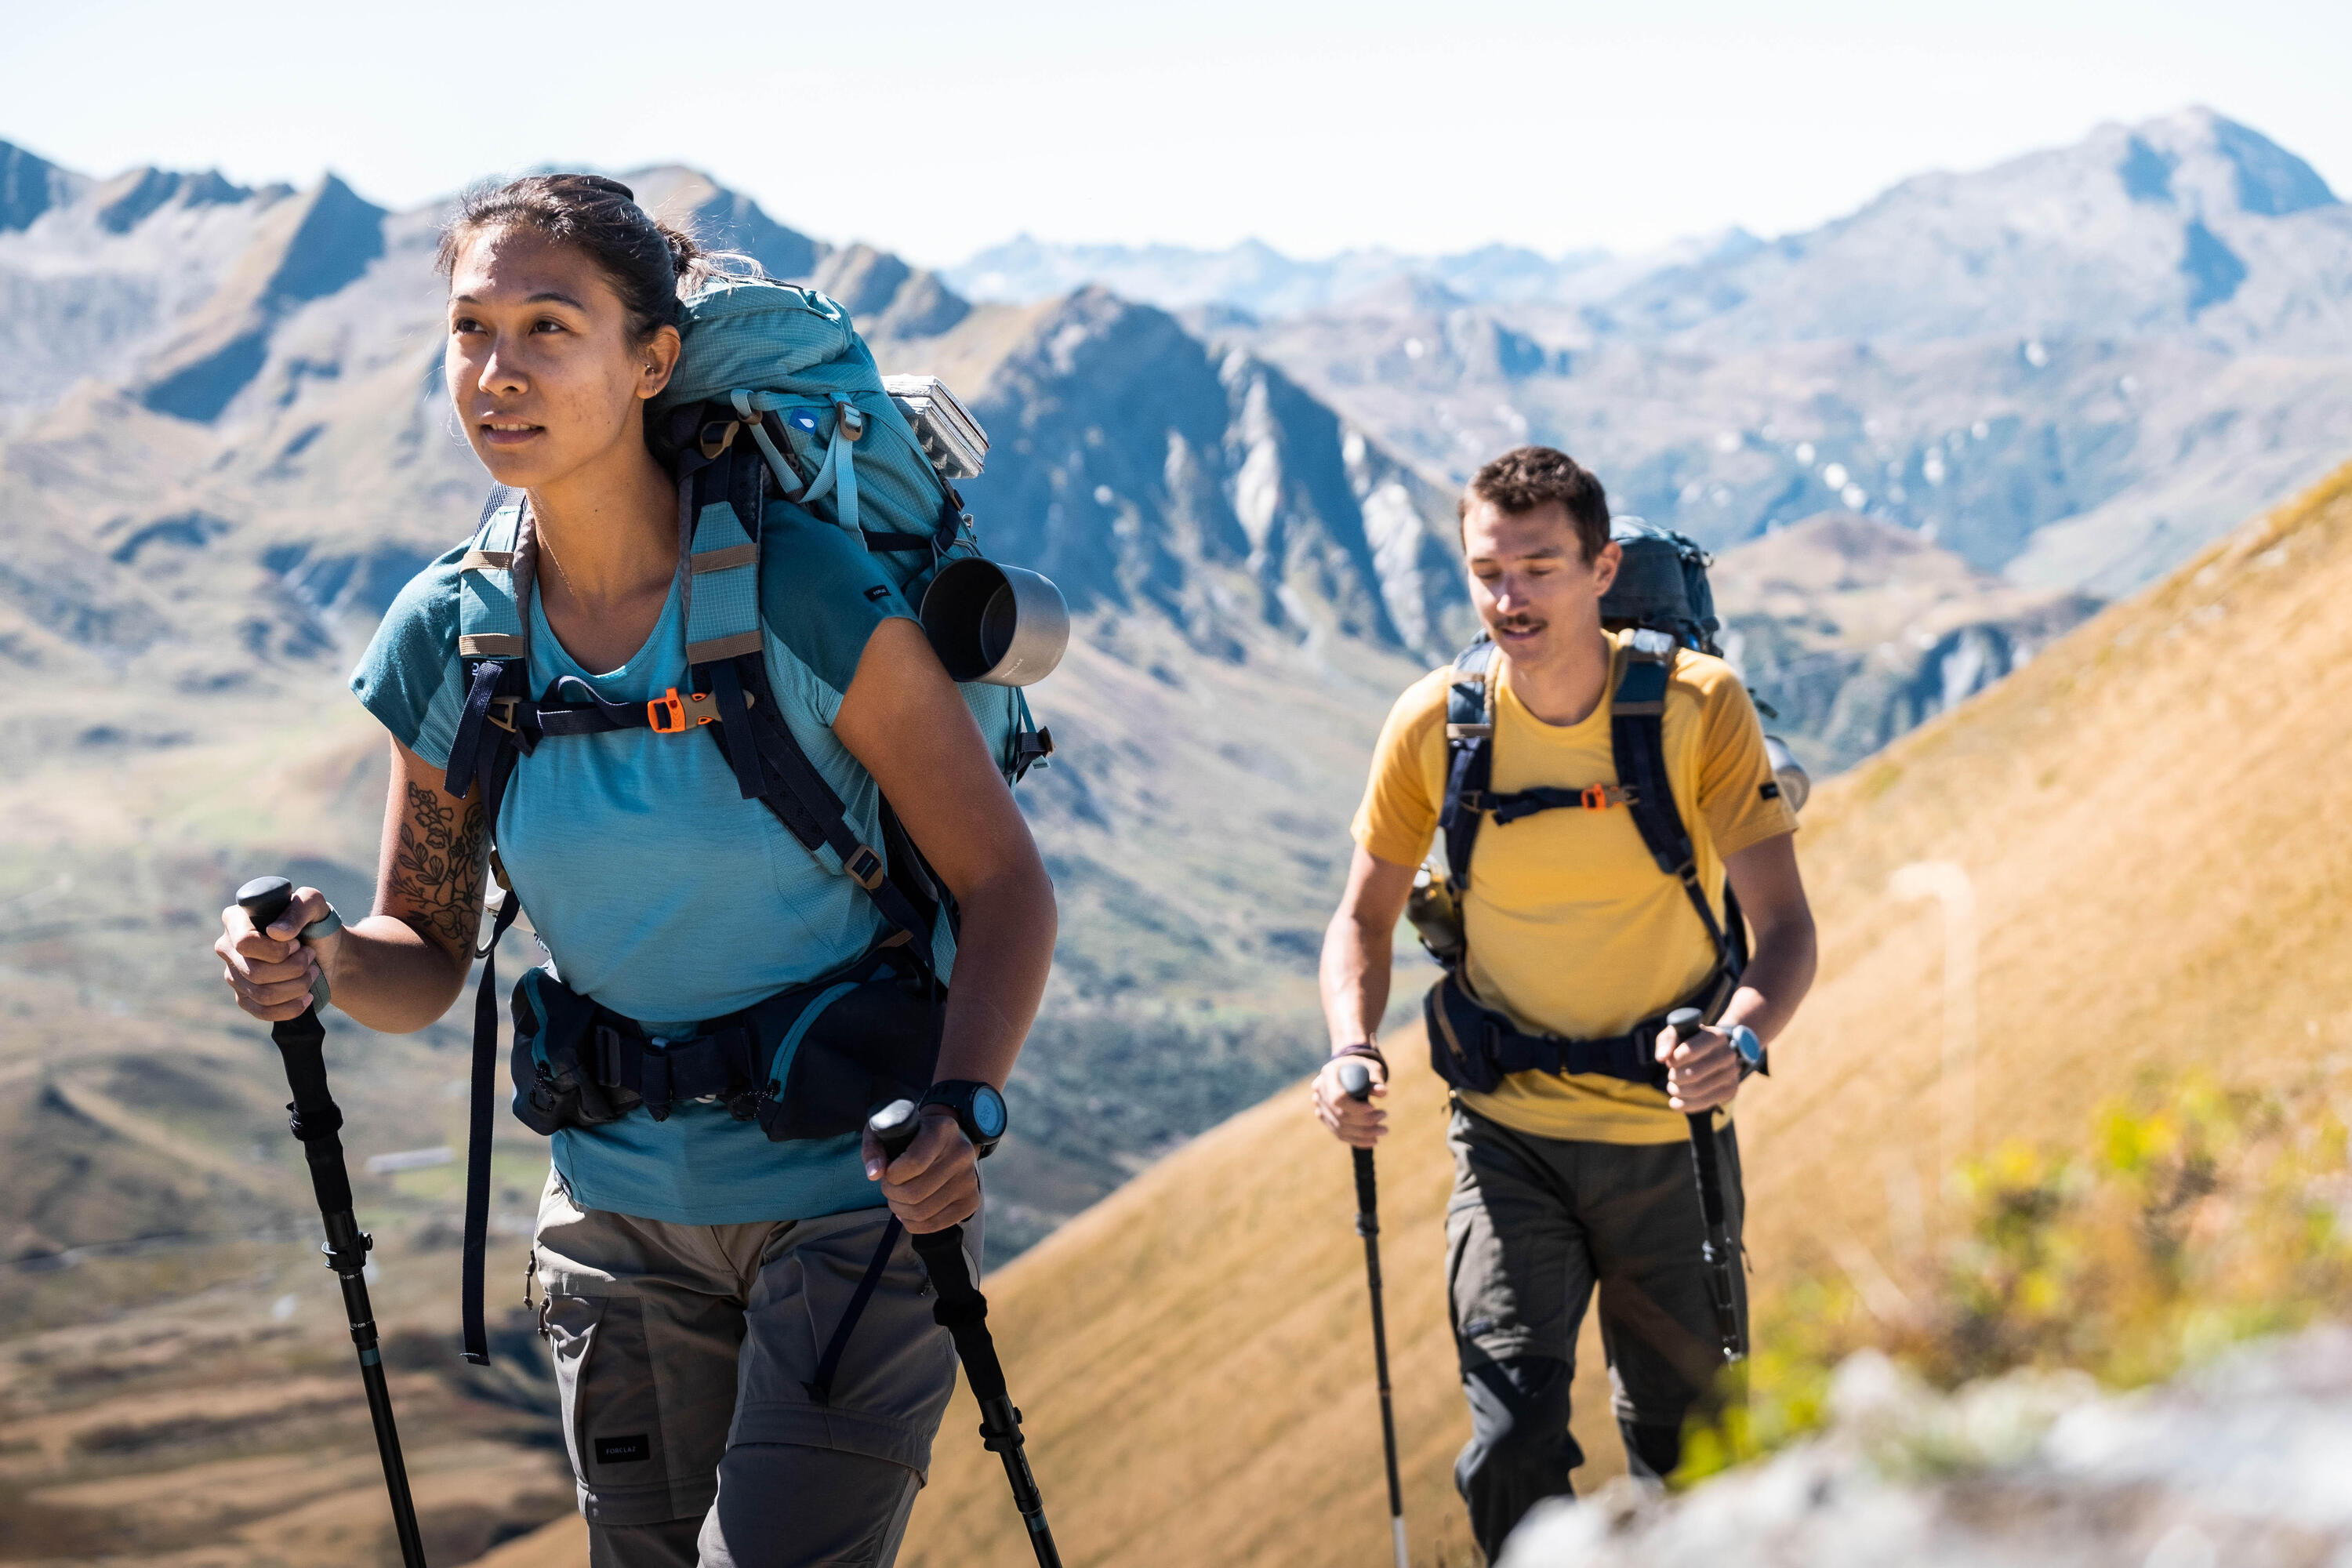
[871,1098,921,1162]
[1338,1060,1374,1102]
[238,873,331,1010]
[1351,1145,1381,1223]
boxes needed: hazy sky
[5,0,2345,265]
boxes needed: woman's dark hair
[436,173,744,341]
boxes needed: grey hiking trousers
[533,1171,971,1568]
[1444,1103,1747,1559]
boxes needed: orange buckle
[1581,783,1628,810]
[647,688,721,735]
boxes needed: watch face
[1733,1027,1763,1065]
[969,1091,1007,1142]
[970,1084,1007,1138]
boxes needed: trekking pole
[869,1100,1062,1568]
[236,876,429,1568]
[1338,1061,1409,1568]
[1665,1007,1745,1365]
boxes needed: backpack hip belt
[1424,965,1740,1098]
[509,947,943,1145]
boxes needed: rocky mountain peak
[135,172,387,422]
[0,138,85,233]
[87,165,255,235]
[622,163,827,281]
[1598,107,2352,350]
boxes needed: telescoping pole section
[1665,1007,1745,1364]
[869,1100,1062,1568]
[236,876,430,1568]
[1338,1061,1409,1568]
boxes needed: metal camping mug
[920,558,1071,687]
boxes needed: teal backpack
[439,278,1054,1360]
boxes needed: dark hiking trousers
[1444,1103,1747,1559]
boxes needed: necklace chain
[530,505,582,603]
[539,535,581,601]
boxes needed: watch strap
[1728,1024,1769,1080]
[919,1080,1004,1154]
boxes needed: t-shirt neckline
[530,569,685,688]
[1495,633,1624,735]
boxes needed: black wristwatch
[1726,1023,1769,1080]
[920,1080,1008,1158]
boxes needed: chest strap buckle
[648,687,724,735]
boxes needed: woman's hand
[862,1108,982,1232]
[216,885,340,1022]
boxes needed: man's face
[1461,499,1621,668]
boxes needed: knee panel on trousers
[1455,1356,1580,1560]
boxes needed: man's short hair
[1459,446,1610,561]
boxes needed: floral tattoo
[388,781,486,952]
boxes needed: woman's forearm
[930,862,1057,1087]
[319,916,475,1033]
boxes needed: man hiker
[1310,445,1817,1557]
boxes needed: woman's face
[444,224,678,490]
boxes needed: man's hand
[1656,1019,1741,1113]
[216,885,339,1022]
[1311,1057,1390,1148]
[863,1107,981,1232]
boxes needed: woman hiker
[213,175,1057,1567]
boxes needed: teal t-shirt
[350,501,952,1224]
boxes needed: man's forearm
[1718,924,1817,1046]
[1319,913,1393,1050]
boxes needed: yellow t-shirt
[1352,631,1798,1142]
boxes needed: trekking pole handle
[1338,1061,1374,1102]
[237,874,338,1010]
[1664,1006,1705,1043]
[870,1098,922,1163]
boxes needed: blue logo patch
[789,410,819,432]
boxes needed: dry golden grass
[488,458,2352,1566]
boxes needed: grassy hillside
[886,457,2352,1565]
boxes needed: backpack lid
[654,278,881,412]
[1599,516,1718,650]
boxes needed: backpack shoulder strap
[1438,638,1500,894]
[680,443,943,982]
[1609,630,1737,972]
